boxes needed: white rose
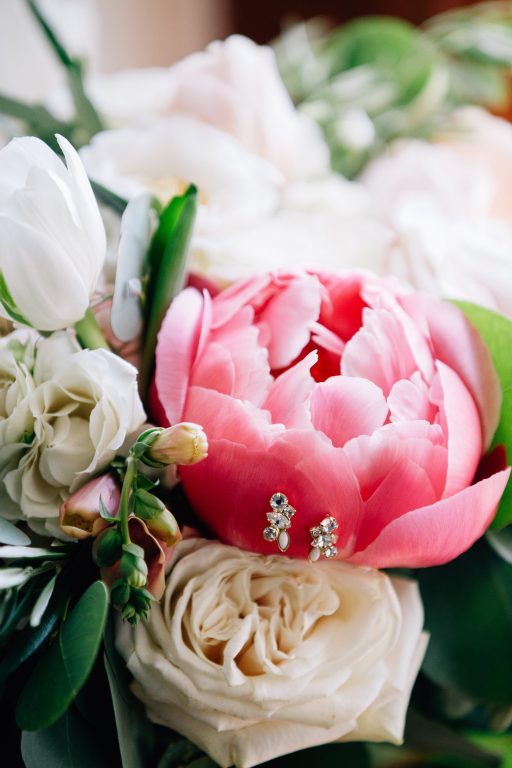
[117,539,427,768]
[361,130,512,315]
[0,135,106,331]
[80,35,329,181]
[0,331,145,537]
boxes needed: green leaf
[418,539,512,705]
[156,740,203,768]
[0,580,65,685]
[452,301,512,528]
[91,180,128,216]
[0,517,30,545]
[140,185,198,396]
[25,0,103,139]
[21,706,111,768]
[16,580,109,730]
[104,614,155,768]
[30,572,58,627]
[260,743,370,767]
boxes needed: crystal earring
[309,516,339,561]
[262,492,295,553]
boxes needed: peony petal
[431,362,482,498]
[349,469,511,568]
[406,294,501,449]
[264,351,317,429]
[310,376,388,447]
[155,288,207,425]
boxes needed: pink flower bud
[148,423,208,466]
[59,473,120,540]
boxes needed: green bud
[130,587,154,613]
[93,527,123,567]
[110,578,131,607]
[120,551,148,588]
[133,490,181,546]
[122,603,137,622]
[133,489,166,519]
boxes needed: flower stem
[118,454,138,546]
[75,307,110,350]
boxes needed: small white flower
[117,539,428,768]
[0,331,145,537]
[0,135,106,331]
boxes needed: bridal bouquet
[2,3,512,768]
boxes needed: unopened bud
[136,423,208,467]
[120,547,148,588]
[133,489,181,546]
[110,578,131,607]
[60,473,120,540]
[93,527,123,568]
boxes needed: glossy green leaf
[16,580,109,730]
[21,706,110,768]
[418,539,512,705]
[140,185,198,396]
[452,301,512,528]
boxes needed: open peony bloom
[116,538,428,768]
[153,270,510,568]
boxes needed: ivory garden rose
[117,538,428,768]
[0,330,145,537]
[153,270,510,567]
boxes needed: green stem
[74,308,109,350]
[118,454,138,546]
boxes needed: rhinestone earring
[263,492,296,553]
[309,516,339,561]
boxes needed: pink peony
[153,270,510,568]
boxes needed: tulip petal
[348,469,511,568]
[310,376,388,447]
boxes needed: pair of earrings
[262,492,339,561]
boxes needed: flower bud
[110,578,131,607]
[146,423,208,466]
[133,489,182,546]
[93,527,123,568]
[120,548,148,588]
[60,473,120,540]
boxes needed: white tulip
[117,539,428,768]
[0,135,106,331]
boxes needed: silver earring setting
[309,516,338,561]
[263,492,295,553]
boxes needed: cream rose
[117,539,428,768]
[0,331,145,537]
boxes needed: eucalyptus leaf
[419,539,512,705]
[0,567,35,589]
[0,517,30,545]
[452,301,512,528]
[16,580,109,730]
[21,706,111,768]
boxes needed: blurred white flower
[0,330,145,537]
[81,116,391,287]
[81,35,329,181]
[0,135,106,331]
[361,112,512,315]
[117,538,427,768]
